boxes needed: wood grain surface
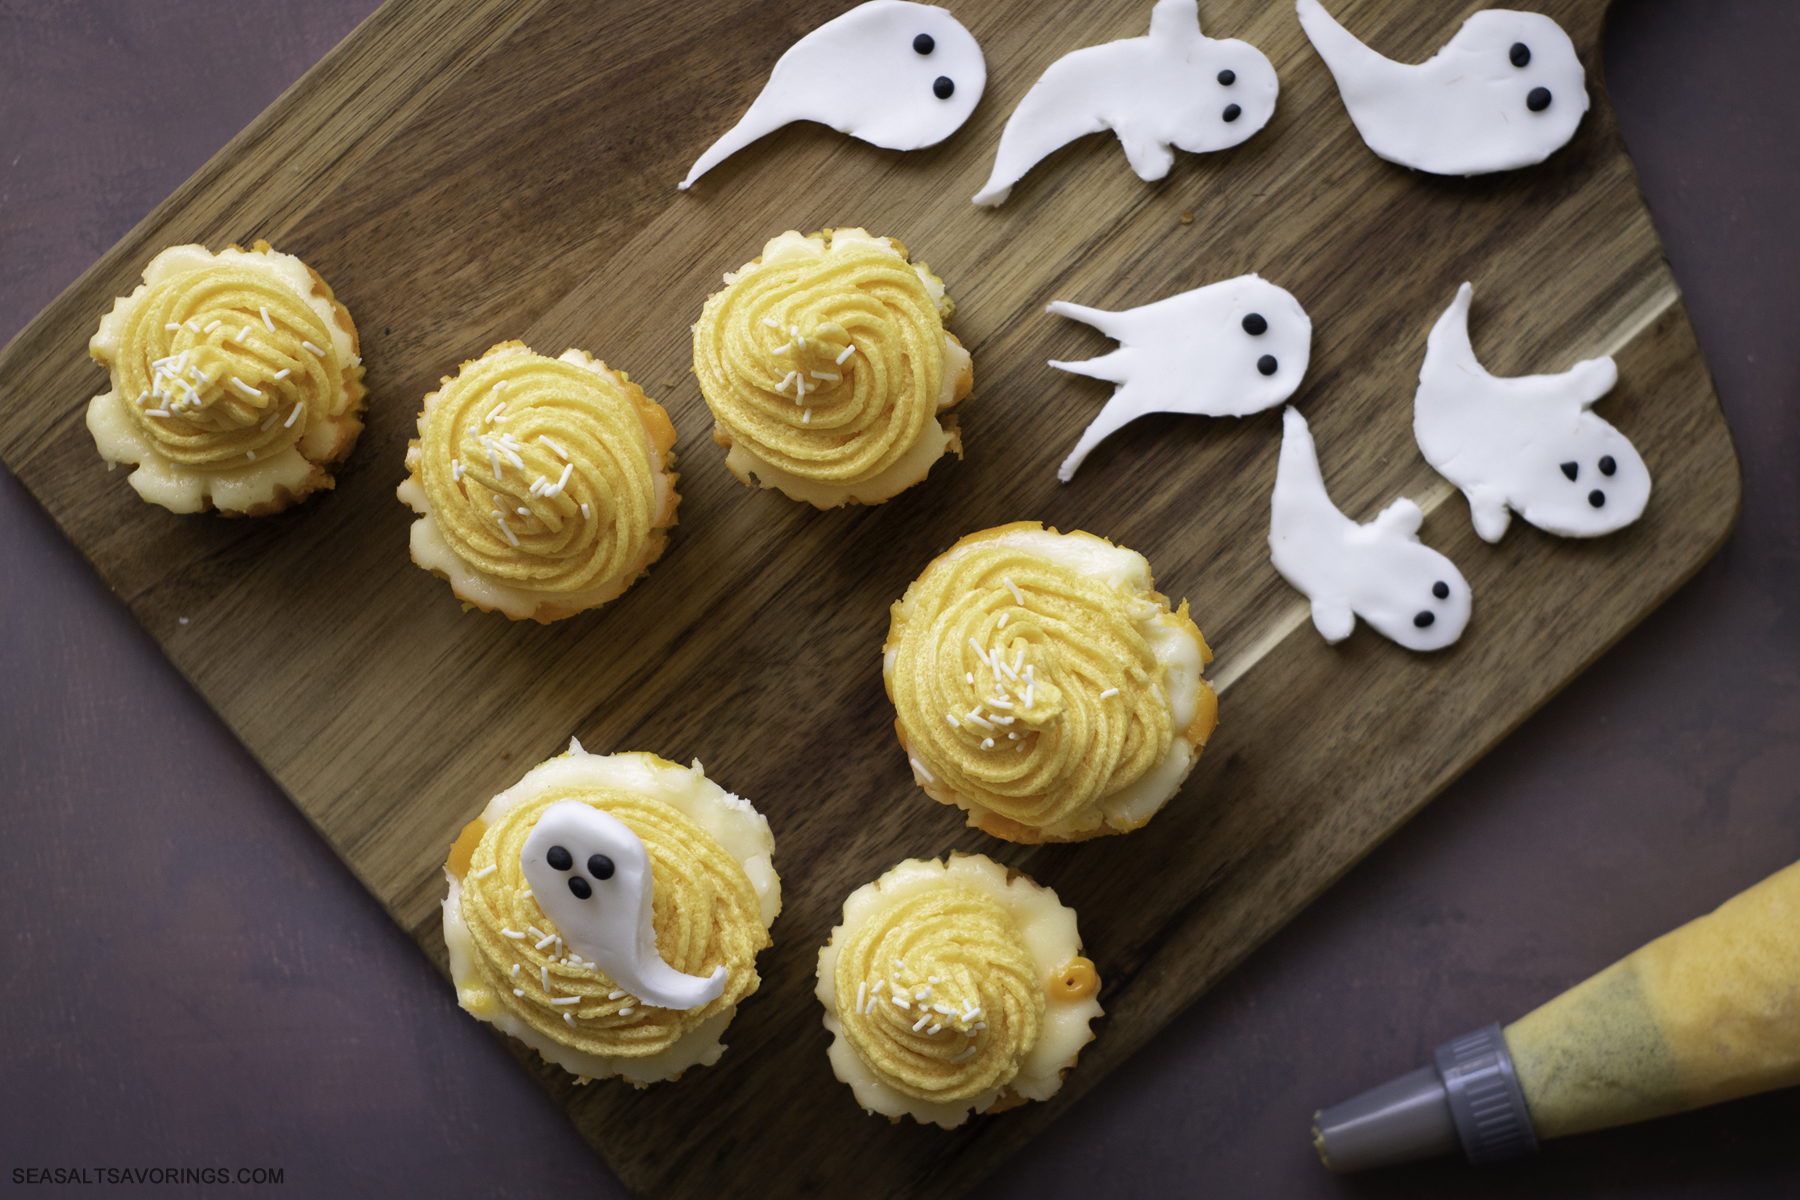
[0,0,1740,1196]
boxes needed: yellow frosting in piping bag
[886,523,1216,840]
[456,785,766,1059]
[693,228,969,505]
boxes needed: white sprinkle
[238,325,252,341]
[965,711,995,732]
[992,654,1002,685]
[514,988,525,997]
[952,1046,977,1063]
[915,988,930,1000]
[973,1021,986,1030]
[981,737,995,750]
[775,370,795,392]
[998,612,1009,629]
[966,673,975,685]
[913,1013,932,1032]
[619,1006,635,1016]
[486,400,506,423]
[909,757,935,783]
[836,342,856,365]
[564,1012,577,1026]
[261,412,280,431]
[273,368,290,380]
[581,503,591,519]
[539,435,568,460]
[501,929,526,940]
[284,404,302,428]
[772,342,793,356]
[1100,688,1120,699]
[177,616,188,625]
[1009,733,1018,740]
[529,475,547,496]
[201,319,221,334]
[535,932,556,950]
[134,391,149,406]
[870,979,886,995]
[517,507,530,517]
[762,317,779,328]
[303,340,324,357]
[856,982,867,1015]
[497,519,519,547]
[1013,648,1024,672]
[451,459,463,482]
[795,374,806,401]
[968,638,990,667]
[1025,684,1034,708]
[147,409,173,419]
[549,996,579,1006]
[945,713,960,729]
[186,319,201,333]
[552,463,572,494]
[231,376,262,398]
[790,325,799,336]
[165,323,181,331]
[986,696,1014,710]
[246,450,256,461]
[510,963,520,977]
[802,408,811,423]
[809,371,839,381]
[933,1004,953,1015]
[487,448,502,477]
[260,306,274,332]
[542,966,552,991]
[892,997,910,1011]
[929,977,940,984]
[929,1023,946,1035]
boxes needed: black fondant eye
[1242,312,1268,336]
[588,854,615,880]
[1433,581,1450,600]
[547,845,573,871]
[1414,611,1436,628]
[1257,354,1278,376]
[1510,42,1531,68]
[1599,455,1616,476]
[1218,68,1236,86]
[913,33,934,55]
[568,876,592,899]
[1527,87,1552,112]
[1588,490,1606,508]
[1222,103,1241,123]
[933,76,954,100]
[1560,461,1578,481]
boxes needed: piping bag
[1313,858,1800,1171]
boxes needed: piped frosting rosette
[815,854,1102,1128]
[692,228,973,508]
[399,341,679,623]
[86,241,365,514]
[885,522,1218,842]
[442,741,780,1086]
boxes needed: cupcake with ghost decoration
[86,240,366,515]
[691,227,974,508]
[815,853,1102,1128]
[441,739,780,1086]
[885,521,1218,843]
[398,340,680,623]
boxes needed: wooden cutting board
[0,0,1739,1194]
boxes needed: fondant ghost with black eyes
[973,0,1277,206]
[1045,273,1311,481]
[522,801,726,1010]
[1414,283,1650,542]
[1296,0,1588,175]
[1270,407,1472,652]
[679,0,985,190]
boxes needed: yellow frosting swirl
[458,785,766,1058]
[888,527,1175,833]
[417,343,673,595]
[107,257,346,466]
[693,229,950,484]
[833,879,1043,1103]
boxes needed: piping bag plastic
[1313,858,1800,1171]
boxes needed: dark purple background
[3,2,1796,1196]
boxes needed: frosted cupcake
[398,341,679,623]
[691,227,973,508]
[86,241,365,515]
[815,853,1102,1128]
[442,740,779,1087]
[885,522,1218,843]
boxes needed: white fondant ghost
[1269,407,1471,651]
[522,801,726,1010]
[1295,0,1588,176]
[1413,283,1650,542]
[1046,273,1311,481]
[679,0,985,190]
[972,0,1277,206]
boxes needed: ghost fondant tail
[680,93,790,190]
[973,56,1115,205]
